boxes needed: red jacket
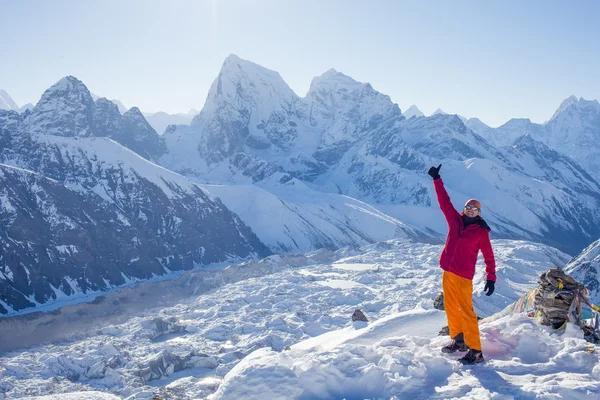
[434,178,496,282]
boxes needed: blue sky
[1,0,598,126]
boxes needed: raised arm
[433,178,461,225]
[428,164,461,226]
[480,230,496,282]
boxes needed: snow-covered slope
[0,112,271,315]
[203,181,435,253]
[544,97,600,173]
[0,239,581,399]
[565,237,600,304]
[215,307,599,399]
[0,89,19,111]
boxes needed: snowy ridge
[0,89,19,111]
[202,181,434,253]
[468,96,600,174]
[36,135,212,201]
[566,238,600,303]
[549,95,579,122]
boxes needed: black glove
[427,164,442,180]
[484,280,495,296]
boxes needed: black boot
[441,333,469,353]
[458,349,485,364]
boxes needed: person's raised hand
[428,164,442,180]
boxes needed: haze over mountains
[2,89,199,135]
[1,54,599,316]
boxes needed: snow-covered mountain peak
[549,96,600,122]
[306,67,402,136]
[25,76,95,137]
[500,118,533,128]
[119,106,165,160]
[49,76,90,95]
[308,68,359,91]
[430,112,462,125]
[403,105,424,119]
[549,95,579,121]
[542,96,600,172]
[123,106,146,121]
[432,108,447,115]
[0,89,19,110]
[197,54,299,125]
[216,54,295,99]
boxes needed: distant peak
[432,108,447,116]
[42,76,90,99]
[564,95,579,103]
[402,105,424,119]
[185,108,199,117]
[320,68,341,78]
[124,106,144,118]
[57,75,85,87]
[224,53,242,64]
[35,76,93,107]
[0,89,19,110]
[548,95,582,121]
[204,55,296,108]
[215,54,288,88]
[220,54,272,74]
[311,68,356,85]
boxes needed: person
[427,164,496,365]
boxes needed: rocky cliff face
[24,76,166,161]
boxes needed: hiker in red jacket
[428,164,496,365]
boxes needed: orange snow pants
[442,271,481,351]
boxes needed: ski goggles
[464,205,480,211]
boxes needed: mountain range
[1,54,599,315]
[160,55,600,255]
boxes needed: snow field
[1,239,594,399]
